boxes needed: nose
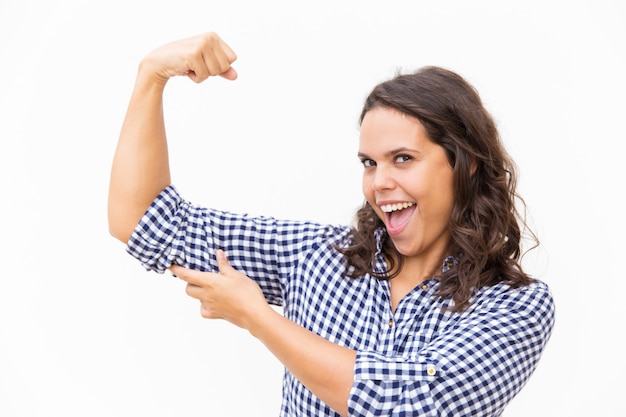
[371,165,395,191]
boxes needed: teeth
[380,202,415,213]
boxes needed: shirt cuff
[126,185,198,273]
[348,351,446,416]
[354,350,444,381]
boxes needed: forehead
[359,107,432,153]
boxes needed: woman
[108,32,555,417]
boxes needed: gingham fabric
[127,185,555,417]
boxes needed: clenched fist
[140,32,238,85]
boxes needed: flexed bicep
[108,31,238,243]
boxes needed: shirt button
[421,284,428,290]
[389,319,394,328]
[427,365,437,376]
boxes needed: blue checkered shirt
[127,185,555,417]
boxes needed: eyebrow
[357,147,421,159]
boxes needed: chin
[387,238,418,257]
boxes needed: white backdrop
[1,1,624,416]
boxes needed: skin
[358,108,455,310]
[108,32,455,416]
[171,252,355,416]
[107,32,355,415]
[107,32,238,243]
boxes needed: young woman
[108,32,555,417]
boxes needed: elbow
[108,222,132,244]
[108,218,133,244]
[107,203,135,244]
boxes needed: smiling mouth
[380,202,416,234]
[380,202,415,213]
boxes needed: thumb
[215,249,235,274]
[219,67,238,80]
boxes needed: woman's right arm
[107,32,238,243]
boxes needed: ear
[469,159,478,176]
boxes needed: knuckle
[203,31,219,44]
[219,62,230,73]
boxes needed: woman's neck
[387,252,446,312]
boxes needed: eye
[360,158,376,168]
[395,154,412,163]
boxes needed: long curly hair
[337,66,536,311]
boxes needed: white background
[1,0,624,416]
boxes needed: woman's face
[359,107,454,262]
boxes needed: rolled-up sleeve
[126,185,347,306]
[127,186,208,273]
[348,282,555,417]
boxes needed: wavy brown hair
[337,66,536,311]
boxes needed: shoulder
[449,280,557,349]
[473,279,555,322]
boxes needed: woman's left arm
[170,250,356,417]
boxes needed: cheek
[433,173,455,213]
[414,168,454,213]
[361,177,384,220]
[361,175,372,200]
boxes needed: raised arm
[107,32,237,243]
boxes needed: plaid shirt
[127,185,555,417]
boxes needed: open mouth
[381,202,416,235]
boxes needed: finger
[217,36,237,65]
[185,282,203,299]
[192,60,236,82]
[214,35,238,70]
[170,265,208,286]
[169,264,180,277]
[186,33,233,83]
[188,63,237,83]
[196,33,236,81]
[200,303,211,318]
[169,264,185,278]
[203,49,233,80]
[215,39,238,77]
[219,67,238,80]
[185,55,210,83]
[215,249,236,275]
[186,67,208,83]
[200,301,220,319]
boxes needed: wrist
[136,58,169,90]
[246,303,282,340]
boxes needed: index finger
[206,35,238,79]
[217,35,237,64]
[169,265,211,286]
